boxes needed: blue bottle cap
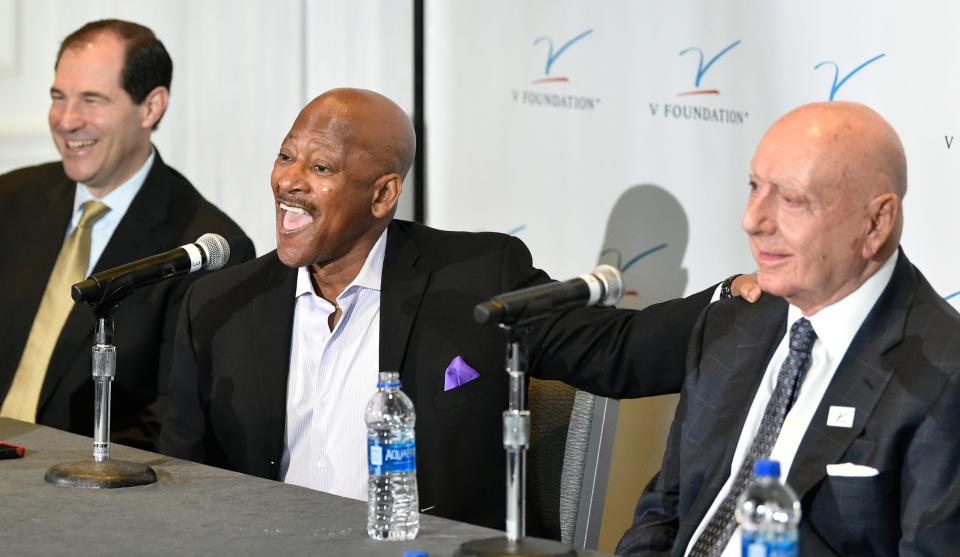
[403,552,428,557]
[377,371,401,388]
[754,459,781,478]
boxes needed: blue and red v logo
[532,29,594,84]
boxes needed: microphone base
[456,536,577,557]
[44,459,157,489]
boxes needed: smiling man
[0,20,254,449]
[159,88,761,534]
[160,89,554,530]
[617,102,960,556]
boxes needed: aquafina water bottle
[736,459,801,557]
[365,371,419,540]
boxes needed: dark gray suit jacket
[0,153,255,449]
[618,251,960,556]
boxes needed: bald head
[271,88,416,273]
[743,101,906,315]
[299,88,416,182]
[768,101,907,199]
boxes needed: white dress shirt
[70,149,154,276]
[685,251,898,557]
[280,229,387,501]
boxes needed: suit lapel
[684,296,788,530]
[252,256,298,461]
[89,152,171,274]
[29,171,75,270]
[0,171,74,391]
[718,298,788,464]
[39,155,172,409]
[786,252,912,499]
[379,222,429,379]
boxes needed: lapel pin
[827,405,855,428]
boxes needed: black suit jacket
[159,219,714,531]
[0,153,255,448]
[618,251,960,556]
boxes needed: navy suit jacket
[617,251,960,556]
[0,153,254,448]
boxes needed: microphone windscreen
[197,233,230,270]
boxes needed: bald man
[159,88,550,530]
[617,102,960,556]
[159,88,754,533]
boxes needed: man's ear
[863,192,900,259]
[140,86,169,130]
[371,173,403,219]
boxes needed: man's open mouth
[279,202,314,232]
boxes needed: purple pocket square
[444,356,480,391]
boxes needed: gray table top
[0,419,612,556]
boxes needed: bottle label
[368,439,416,476]
[741,537,798,557]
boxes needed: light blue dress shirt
[68,149,155,276]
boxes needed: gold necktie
[1,200,110,422]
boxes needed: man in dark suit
[0,20,254,449]
[617,102,960,556]
[159,88,755,532]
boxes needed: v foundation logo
[648,38,748,126]
[532,29,594,84]
[677,40,741,96]
[512,28,600,111]
[814,53,885,100]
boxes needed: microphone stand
[45,275,157,488]
[457,324,575,557]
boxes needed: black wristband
[719,274,739,300]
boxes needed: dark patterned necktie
[689,317,817,557]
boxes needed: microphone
[474,264,623,326]
[72,233,231,304]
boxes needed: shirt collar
[72,147,155,223]
[295,227,388,300]
[787,250,899,361]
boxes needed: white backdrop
[424,1,960,549]
[425,1,960,307]
[0,0,414,255]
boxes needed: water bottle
[736,459,801,557]
[366,371,419,540]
